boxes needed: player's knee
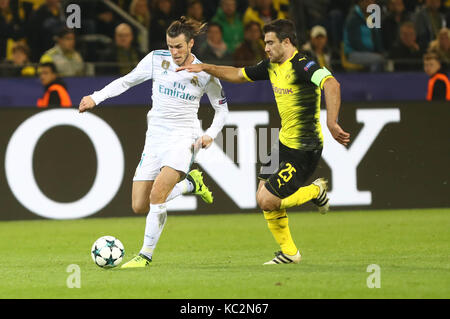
[257,195,278,212]
[132,202,148,214]
[149,188,168,204]
[256,185,280,212]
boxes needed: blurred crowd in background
[0,0,449,78]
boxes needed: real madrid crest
[191,76,199,87]
[162,60,170,74]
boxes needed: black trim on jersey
[244,59,270,81]
[291,53,322,85]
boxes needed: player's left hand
[327,122,350,146]
[193,135,213,150]
[199,135,213,149]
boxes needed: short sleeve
[242,59,270,82]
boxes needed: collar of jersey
[277,50,298,68]
[191,53,200,64]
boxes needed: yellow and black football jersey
[242,50,333,151]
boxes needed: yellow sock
[263,209,298,256]
[280,184,320,210]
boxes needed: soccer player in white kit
[79,17,229,268]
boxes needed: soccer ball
[91,236,125,268]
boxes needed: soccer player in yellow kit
[177,19,350,265]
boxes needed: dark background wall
[0,102,449,220]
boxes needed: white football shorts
[133,135,196,181]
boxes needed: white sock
[140,203,167,260]
[165,179,195,202]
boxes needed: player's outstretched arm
[79,95,96,113]
[323,77,351,146]
[79,52,154,112]
[176,64,247,83]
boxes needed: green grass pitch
[0,208,449,299]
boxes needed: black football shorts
[258,141,322,199]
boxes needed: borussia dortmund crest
[162,60,170,74]
[191,76,199,86]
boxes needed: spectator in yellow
[272,0,290,18]
[243,0,286,29]
[40,27,85,77]
[0,0,28,61]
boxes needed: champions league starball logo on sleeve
[304,61,316,71]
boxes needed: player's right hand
[79,96,96,113]
[176,64,204,73]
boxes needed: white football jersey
[91,50,228,139]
